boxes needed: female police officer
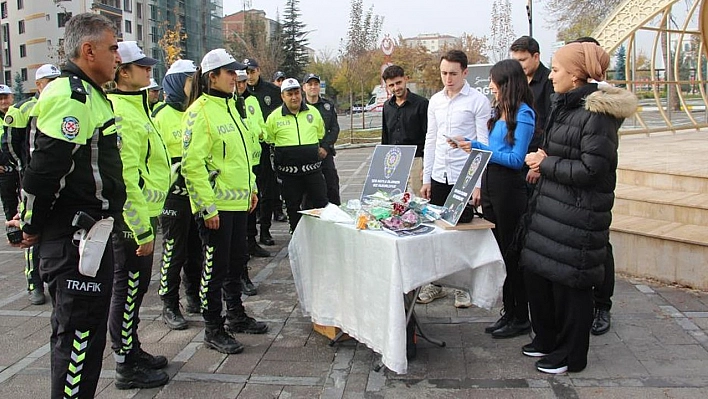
[107,41,170,389]
[182,49,268,354]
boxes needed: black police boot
[226,310,269,335]
[249,237,271,258]
[259,229,275,246]
[241,267,257,296]
[591,309,611,336]
[185,294,201,314]
[204,321,244,354]
[114,351,169,390]
[162,299,188,330]
[134,347,168,369]
[29,287,45,305]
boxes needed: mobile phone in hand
[443,134,460,145]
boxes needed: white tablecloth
[288,216,506,374]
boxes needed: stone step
[614,183,708,226]
[617,167,708,192]
[611,214,708,290]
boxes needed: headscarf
[553,42,610,83]
[162,73,190,111]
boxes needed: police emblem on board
[307,114,313,123]
[463,153,483,189]
[61,116,80,140]
[384,147,402,179]
[264,96,271,106]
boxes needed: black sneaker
[204,326,245,354]
[485,312,512,333]
[535,358,568,374]
[133,347,168,369]
[162,302,188,330]
[522,343,548,357]
[226,314,269,334]
[185,295,201,314]
[259,230,275,246]
[115,362,169,390]
[29,288,46,305]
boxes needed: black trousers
[108,218,156,363]
[40,228,116,399]
[321,153,341,205]
[248,165,262,239]
[25,246,42,291]
[525,269,594,372]
[0,168,20,220]
[281,171,329,232]
[257,144,282,230]
[593,241,615,311]
[196,211,249,324]
[429,178,453,206]
[158,198,202,302]
[481,165,528,321]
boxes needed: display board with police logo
[360,145,417,200]
[440,149,491,226]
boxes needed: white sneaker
[454,289,472,308]
[416,284,447,304]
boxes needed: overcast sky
[223,0,560,65]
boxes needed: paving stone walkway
[1,146,708,398]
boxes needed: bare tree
[489,0,516,62]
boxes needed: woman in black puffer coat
[520,42,637,374]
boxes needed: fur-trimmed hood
[585,85,638,119]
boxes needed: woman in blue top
[451,59,536,338]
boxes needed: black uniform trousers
[430,178,453,206]
[196,211,249,325]
[158,198,203,302]
[40,225,117,399]
[248,165,262,240]
[593,241,615,311]
[280,170,328,233]
[0,167,19,220]
[525,269,594,372]
[481,164,529,322]
[321,152,341,205]
[108,218,157,363]
[257,144,281,230]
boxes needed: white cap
[280,78,301,92]
[117,41,157,66]
[166,59,197,76]
[35,64,61,80]
[142,78,160,91]
[236,69,247,81]
[200,49,245,74]
[0,84,12,94]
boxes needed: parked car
[351,103,364,113]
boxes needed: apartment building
[0,0,222,93]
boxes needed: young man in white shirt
[418,49,491,308]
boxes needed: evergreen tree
[615,45,626,87]
[13,72,25,101]
[280,0,309,79]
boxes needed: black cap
[242,58,259,69]
[303,73,320,83]
[273,71,285,81]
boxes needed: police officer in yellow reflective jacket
[2,63,61,307]
[152,59,203,330]
[9,14,124,399]
[265,78,329,232]
[182,48,268,355]
[106,41,170,390]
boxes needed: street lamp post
[526,0,533,37]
